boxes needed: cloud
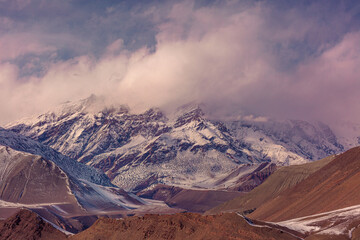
[0,33,56,61]
[115,1,275,112]
[1,0,360,125]
[289,32,360,121]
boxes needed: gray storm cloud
[0,1,360,124]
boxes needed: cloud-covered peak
[1,0,360,125]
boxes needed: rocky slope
[208,148,360,238]
[0,209,299,240]
[0,146,80,206]
[249,146,360,222]
[0,145,146,212]
[7,96,348,192]
[207,155,336,215]
[0,126,111,187]
[0,128,177,233]
[70,212,297,240]
[0,209,67,240]
[4,208,359,240]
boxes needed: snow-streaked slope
[6,96,349,192]
[0,146,178,234]
[275,204,360,237]
[0,127,111,186]
[0,145,77,205]
[227,119,344,165]
[6,98,253,191]
[0,143,179,234]
[0,142,147,212]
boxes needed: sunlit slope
[250,147,360,222]
[207,155,335,215]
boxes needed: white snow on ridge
[236,126,308,165]
[5,96,354,192]
[78,180,149,210]
[0,127,112,187]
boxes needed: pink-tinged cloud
[290,32,360,121]
[0,34,56,61]
[0,1,359,125]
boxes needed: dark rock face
[0,209,67,240]
[174,108,204,128]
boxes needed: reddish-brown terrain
[0,209,67,240]
[206,148,360,238]
[5,149,360,240]
[0,209,299,240]
[249,147,360,222]
[70,212,297,240]
[3,135,360,239]
[207,155,335,215]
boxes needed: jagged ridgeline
[7,95,349,193]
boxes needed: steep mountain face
[7,96,347,192]
[0,127,111,187]
[227,119,344,164]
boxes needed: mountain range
[2,95,360,239]
[6,95,350,193]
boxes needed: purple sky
[1,0,360,124]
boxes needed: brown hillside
[138,184,244,213]
[250,146,360,222]
[70,212,297,240]
[206,155,335,215]
[0,209,67,240]
[0,146,78,205]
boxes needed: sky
[1,0,360,124]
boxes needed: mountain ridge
[6,96,351,192]
[0,128,179,233]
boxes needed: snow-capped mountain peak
[6,97,355,192]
